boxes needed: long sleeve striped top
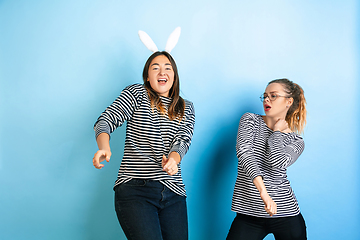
[231,112,305,218]
[94,84,195,197]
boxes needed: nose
[263,96,270,103]
[159,68,166,75]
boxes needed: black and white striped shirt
[231,112,305,217]
[94,84,195,197]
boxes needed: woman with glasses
[227,78,307,240]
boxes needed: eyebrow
[264,91,279,94]
[150,63,172,67]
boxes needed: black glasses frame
[260,94,290,102]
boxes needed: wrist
[168,152,181,164]
[99,147,111,152]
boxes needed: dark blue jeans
[114,179,188,240]
[226,213,307,240]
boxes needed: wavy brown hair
[142,51,185,120]
[268,78,307,134]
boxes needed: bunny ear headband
[138,27,181,53]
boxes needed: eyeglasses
[260,93,289,102]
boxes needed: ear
[287,97,294,107]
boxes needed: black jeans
[226,213,307,240]
[114,179,188,240]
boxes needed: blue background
[0,0,358,239]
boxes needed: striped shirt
[94,84,195,197]
[231,112,305,218]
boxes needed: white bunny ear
[165,27,181,53]
[138,30,159,52]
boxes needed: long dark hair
[268,78,307,134]
[142,51,185,120]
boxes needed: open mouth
[264,105,271,111]
[158,78,168,83]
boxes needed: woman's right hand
[260,191,277,216]
[93,149,111,169]
[273,118,289,132]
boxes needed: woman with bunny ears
[227,79,307,240]
[92,28,195,240]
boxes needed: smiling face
[263,83,293,119]
[147,55,175,97]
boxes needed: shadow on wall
[200,100,259,239]
[84,128,127,240]
[83,49,140,240]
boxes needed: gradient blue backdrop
[0,0,358,239]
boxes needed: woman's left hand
[162,154,179,176]
[260,191,277,216]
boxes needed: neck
[262,115,286,131]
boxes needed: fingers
[165,165,178,175]
[162,155,167,169]
[93,150,111,169]
[162,156,178,176]
[264,200,277,216]
[93,157,103,169]
[274,119,289,132]
[163,157,173,170]
[93,155,103,169]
